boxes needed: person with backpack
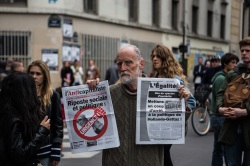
[210,53,239,166]
[217,37,250,166]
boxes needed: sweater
[102,84,164,166]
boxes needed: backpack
[224,73,250,108]
[194,84,211,103]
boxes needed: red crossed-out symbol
[73,107,108,140]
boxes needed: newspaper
[136,78,185,144]
[62,81,120,153]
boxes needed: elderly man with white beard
[87,44,190,166]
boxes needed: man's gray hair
[120,44,143,60]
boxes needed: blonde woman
[27,60,63,166]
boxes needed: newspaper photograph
[62,81,120,153]
[136,78,185,144]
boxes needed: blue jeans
[223,126,250,166]
[210,115,225,166]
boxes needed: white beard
[119,65,141,85]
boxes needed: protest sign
[136,78,185,144]
[62,81,120,153]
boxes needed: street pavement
[60,120,215,166]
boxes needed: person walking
[0,72,50,166]
[150,44,196,166]
[27,60,63,166]
[85,59,101,82]
[105,59,119,85]
[217,37,250,166]
[61,60,74,87]
[71,59,84,85]
[210,53,239,166]
[86,44,194,166]
[193,57,206,91]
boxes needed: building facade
[0,0,243,87]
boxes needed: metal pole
[182,0,186,75]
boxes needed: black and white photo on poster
[41,49,59,71]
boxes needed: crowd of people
[193,37,250,166]
[0,36,249,166]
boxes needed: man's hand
[94,107,106,118]
[86,78,100,90]
[222,107,248,119]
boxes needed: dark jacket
[105,64,118,85]
[37,90,63,161]
[216,63,250,148]
[0,116,50,166]
[193,64,206,83]
[61,67,74,87]
[202,66,222,85]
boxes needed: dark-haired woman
[0,72,50,166]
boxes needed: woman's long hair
[27,60,53,111]
[150,44,188,85]
[0,72,41,136]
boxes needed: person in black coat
[202,55,222,85]
[0,72,50,166]
[193,57,206,91]
[61,60,74,87]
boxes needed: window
[207,11,213,37]
[83,0,97,14]
[220,14,225,39]
[192,6,198,34]
[0,0,27,6]
[129,0,138,22]
[82,34,119,79]
[171,0,179,30]
[152,0,160,27]
[0,31,31,68]
[130,40,156,74]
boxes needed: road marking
[62,151,101,159]
[63,142,70,148]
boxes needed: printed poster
[62,81,120,153]
[136,78,185,144]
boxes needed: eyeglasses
[29,71,42,76]
[240,49,250,53]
